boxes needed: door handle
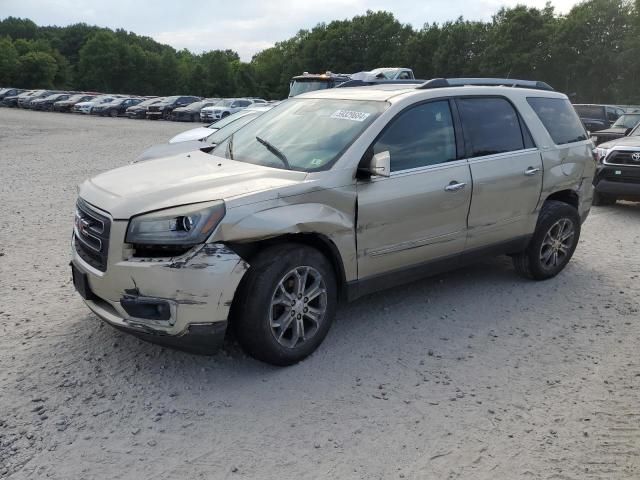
[444,181,466,192]
[524,167,540,176]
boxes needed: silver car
[71,78,595,365]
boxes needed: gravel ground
[1,108,639,480]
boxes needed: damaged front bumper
[71,230,249,354]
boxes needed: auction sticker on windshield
[330,110,371,122]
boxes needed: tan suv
[71,78,595,365]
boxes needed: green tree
[18,51,57,88]
[0,37,21,84]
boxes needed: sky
[1,0,582,60]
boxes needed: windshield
[214,99,234,108]
[205,112,262,145]
[288,80,331,97]
[137,98,162,107]
[612,114,640,129]
[213,98,387,171]
[67,94,90,102]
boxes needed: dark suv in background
[171,98,220,122]
[53,94,96,112]
[574,104,625,132]
[593,122,640,205]
[91,97,142,117]
[30,93,71,111]
[125,97,161,119]
[146,95,200,120]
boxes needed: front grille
[148,106,161,112]
[605,151,640,167]
[74,199,111,272]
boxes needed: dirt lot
[1,108,639,480]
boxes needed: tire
[221,112,230,118]
[191,113,197,122]
[592,190,616,206]
[109,109,118,118]
[233,243,338,366]
[512,200,581,280]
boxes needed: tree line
[1,0,639,102]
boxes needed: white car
[73,95,119,114]
[170,105,274,143]
[200,98,266,122]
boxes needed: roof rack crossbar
[417,78,554,91]
[336,79,426,88]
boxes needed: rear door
[356,99,472,279]
[457,97,543,249]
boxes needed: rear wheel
[592,191,616,206]
[109,109,118,118]
[233,244,337,366]
[512,200,581,280]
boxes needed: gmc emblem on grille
[632,152,640,162]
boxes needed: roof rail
[417,78,555,91]
[336,79,426,88]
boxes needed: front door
[356,100,472,279]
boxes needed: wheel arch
[543,189,579,210]
[228,233,348,302]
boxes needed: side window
[373,100,457,172]
[606,107,618,122]
[527,97,587,145]
[238,100,251,107]
[457,97,525,157]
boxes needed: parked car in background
[574,104,625,132]
[19,90,56,108]
[171,98,220,122]
[30,93,71,111]
[593,122,640,205]
[126,97,162,119]
[73,95,119,114]
[0,88,24,101]
[146,95,200,120]
[591,113,640,145]
[53,94,96,112]
[169,105,272,143]
[71,78,594,365]
[1,90,35,107]
[136,105,272,161]
[91,97,143,117]
[200,98,262,122]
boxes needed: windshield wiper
[255,135,291,170]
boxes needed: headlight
[594,147,609,163]
[125,201,225,245]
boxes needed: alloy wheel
[539,218,575,269]
[269,266,327,348]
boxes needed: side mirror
[364,151,391,177]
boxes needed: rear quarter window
[527,98,588,145]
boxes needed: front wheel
[512,200,581,280]
[233,244,337,366]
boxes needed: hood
[135,140,206,162]
[598,135,640,149]
[169,127,215,144]
[75,101,94,107]
[79,150,307,219]
[594,127,627,136]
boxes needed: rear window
[457,97,525,157]
[528,98,588,145]
[573,105,603,119]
